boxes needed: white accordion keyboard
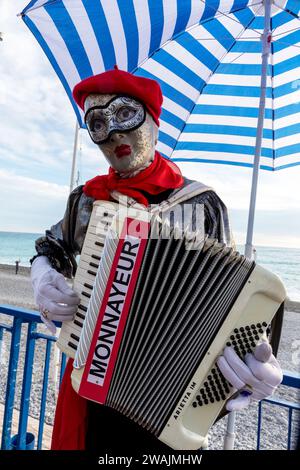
[57,200,119,358]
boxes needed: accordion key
[70,206,286,450]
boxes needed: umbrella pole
[69,121,79,193]
[224,0,272,451]
[244,0,272,259]
[53,120,79,389]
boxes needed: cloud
[177,161,300,211]
[0,169,69,232]
[230,208,300,248]
[0,169,68,199]
[0,1,76,183]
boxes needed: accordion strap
[150,180,214,214]
[110,181,214,214]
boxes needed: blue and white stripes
[21,0,300,170]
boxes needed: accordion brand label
[79,217,149,403]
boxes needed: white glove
[217,339,283,411]
[31,256,80,334]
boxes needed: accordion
[58,201,286,450]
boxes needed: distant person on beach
[15,258,20,275]
[30,69,283,451]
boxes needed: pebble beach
[0,263,299,450]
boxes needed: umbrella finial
[114,64,119,70]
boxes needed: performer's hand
[31,256,80,334]
[216,339,283,411]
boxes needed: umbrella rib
[222,50,253,65]
[273,26,300,38]
[193,35,262,40]
[271,1,300,41]
[271,3,300,48]
[273,1,300,21]
[198,0,264,36]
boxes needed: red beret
[73,67,163,127]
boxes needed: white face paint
[84,94,159,176]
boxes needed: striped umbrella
[20,0,300,171]
[20,0,300,256]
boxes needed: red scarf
[51,152,183,450]
[82,151,184,205]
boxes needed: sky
[0,0,300,249]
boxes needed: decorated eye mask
[84,95,146,144]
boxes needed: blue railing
[0,304,299,450]
[257,371,300,450]
[0,304,66,450]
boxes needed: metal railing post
[37,339,52,450]
[256,371,300,450]
[59,352,67,387]
[257,401,262,450]
[287,408,293,450]
[0,327,3,362]
[1,317,22,449]
[16,322,37,449]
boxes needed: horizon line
[0,229,299,250]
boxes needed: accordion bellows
[58,202,286,450]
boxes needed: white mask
[84,94,158,177]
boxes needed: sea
[0,231,299,302]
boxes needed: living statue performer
[30,68,282,451]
